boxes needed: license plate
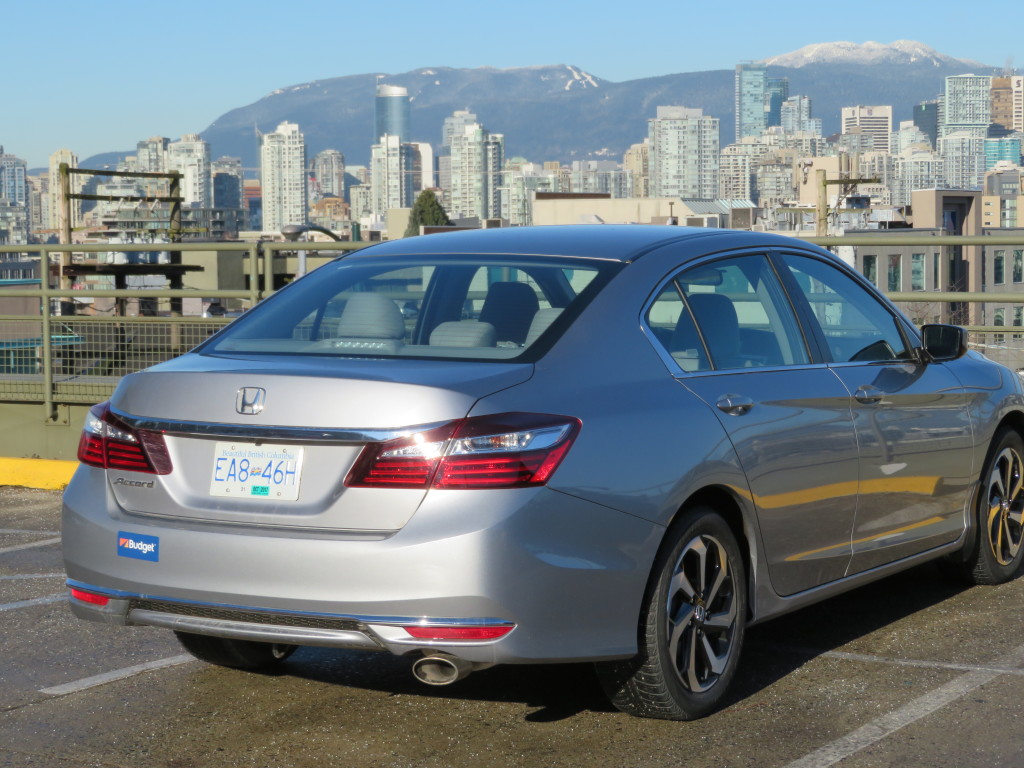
[209,442,304,501]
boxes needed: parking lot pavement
[2,484,1023,768]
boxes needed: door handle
[716,394,754,416]
[854,385,883,404]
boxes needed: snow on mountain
[760,40,986,69]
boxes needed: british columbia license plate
[209,442,304,501]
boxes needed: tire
[960,428,1024,585]
[174,632,298,670]
[596,506,747,720]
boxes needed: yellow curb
[0,458,78,490]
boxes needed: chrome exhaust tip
[411,653,476,686]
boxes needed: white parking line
[39,655,195,696]
[821,648,1024,677]
[0,573,64,581]
[0,537,62,555]
[0,593,66,612]
[760,643,1024,677]
[0,529,60,535]
[782,641,1024,768]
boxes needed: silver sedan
[62,225,1024,720]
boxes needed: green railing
[2,234,1024,423]
[0,240,362,420]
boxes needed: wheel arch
[948,412,1024,575]
[664,485,757,621]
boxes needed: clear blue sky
[3,0,1019,168]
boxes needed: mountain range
[85,41,1001,172]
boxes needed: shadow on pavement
[255,561,976,722]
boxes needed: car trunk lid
[104,354,533,532]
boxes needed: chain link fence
[0,317,229,404]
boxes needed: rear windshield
[202,255,616,361]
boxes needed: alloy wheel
[665,533,739,693]
[986,446,1024,566]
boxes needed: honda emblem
[236,387,266,415]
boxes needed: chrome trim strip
[109,408,449,444]
[128,610,385,650]
[67,580,516,628]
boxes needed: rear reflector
[403,625,514,641]
[70,588,110,606]
[346,412,580,490]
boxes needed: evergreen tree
[404,190,452,237]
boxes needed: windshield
[202,255,616,361]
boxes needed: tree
[404,190,452,237]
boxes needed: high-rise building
[135,137,171,173]
[448,122,504,220]
[913,100,940,148]
[991,76,1016,132]
[985,136,1023,170]
[623,140,650,198]
[406,142,435,194]
[719,139,772,201]
[649,106,720,199]
[167,134,211,207]
[942,75,993,139]
[940,131,987,190]
[375,84,410,143]
[893,120,932,154]
[499,162,560,226]
[312,149,346,200]
[892,149,944,207]
[0,148,28,206]
[735,63,767,141]
[370,135,413,215]
[766,77,790,128]
[780,96,820,135]
[569,161,631,198]
[260,121,307,232]
[992,75,1024,133]
[47,149,82,232]
[841,106,893,153]
[1013,75,1024,133]
[211,157,244,211]
[442,110,478,147]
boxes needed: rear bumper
[67,582,513,654]
[62,467,662,664]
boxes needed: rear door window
[645,253,810,372]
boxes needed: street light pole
[280,223,342,278]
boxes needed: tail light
[346,412,580,490]
[77,402,172,475]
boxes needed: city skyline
[4,0,1022,167]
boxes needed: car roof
[345,225,821,264]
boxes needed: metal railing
[2,234,1024,421]
[0,240,362,420]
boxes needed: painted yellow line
[0,458,78,490]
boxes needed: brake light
[346,413,580,490]
[77,402,172,475]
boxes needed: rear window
[203,255,614,361]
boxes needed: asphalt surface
[2,485,1023,768]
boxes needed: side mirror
[919,324,968,362]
